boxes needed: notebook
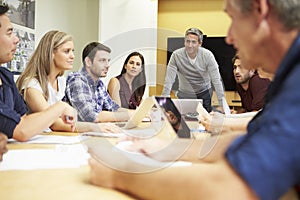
[83,96,192,138]
[82,97,156,138]
[122,97,156,129]
[172,99,203,115]
[122,96,192,138]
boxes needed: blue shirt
[226,34,300,199]
[0,67,27,138]
[65,67,119,122]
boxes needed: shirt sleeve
[0,70,27,138]
[0,114,18,138]
[65,73,98,122]
[162,52,178,96]
[226,80,300,199]
[205,50,224,105]
[248,76,270,111]
[12,79,28,117]
[24,78,43,92]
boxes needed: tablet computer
[155,96,191,138]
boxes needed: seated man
[233,54,271,113]
[65,42,133,122]
[200,67,274,134]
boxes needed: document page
[0,144,89,171]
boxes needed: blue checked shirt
[65,67,119,122]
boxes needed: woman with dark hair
[108,52,146,109]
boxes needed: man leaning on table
[0,3,76,143]
[88,0,300,199]
[161,27,224,112]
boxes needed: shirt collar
[266,32,300,102]
[80,67,102,87]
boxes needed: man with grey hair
[88,0,300,199]
[162,27,224,112]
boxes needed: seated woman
[16,30,121,133]
[108,52,146,109]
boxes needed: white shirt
[26,76,66,105]
[24,76,66,132]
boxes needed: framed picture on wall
[6,0,35,29]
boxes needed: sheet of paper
[81,132,125,138]
[222,96,231,116]
[0,144,89,171]
[82,128,157,139]
[196,102,210,119]
[8,135,82,144]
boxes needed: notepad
[0,144,89,171]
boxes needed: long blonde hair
[16,30,73,101]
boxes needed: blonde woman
[16,30,121,133]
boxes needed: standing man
[162,27,225,112]
[0,3,76,142]
[233,54,270,113]
[65,42,133,122]
[88,0,300,199]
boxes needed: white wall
[34,0,157,98]
[35,0,99,72]
[98,0,158,97]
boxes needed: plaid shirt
[65,67,119,122]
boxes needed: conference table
[0,132,136,200]
[0,119,207,200]
[1,127,296,200]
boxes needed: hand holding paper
[196,102,210,122]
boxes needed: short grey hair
[236,0,300,30]
[185,28,204,42]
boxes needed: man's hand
[0,133,8,161]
